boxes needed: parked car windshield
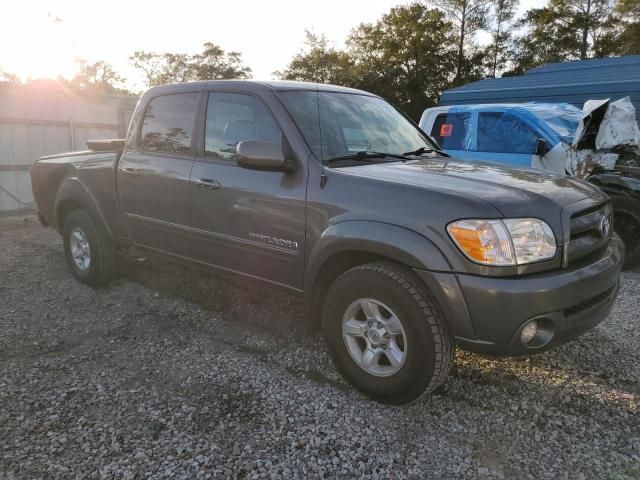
[279,90,438,161]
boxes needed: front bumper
[415,235,624,356]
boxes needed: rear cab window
[430,112,472,150]
[140,93,198,155]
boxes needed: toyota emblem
[600,215,611,237]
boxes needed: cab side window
[430,112,471,150]
[477,112,538,154]
[205,93,283,160]
[140,93,198,155]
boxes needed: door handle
[120,167,139,176]
[193,178,220,190]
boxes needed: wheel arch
[303,221,453,334]
[588,173,640,198]
[54,177,114,239]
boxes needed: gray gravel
[1,219,639,480]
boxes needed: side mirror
[534,138,548,156]
[236,139,293,172]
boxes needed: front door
[117,92,199,256]
[188,91,307,290]
[469,111,539,167]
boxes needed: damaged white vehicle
[420,98,640,268]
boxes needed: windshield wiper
[325,151,409,164]
[403,146,450,157]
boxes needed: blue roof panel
[440,56,640,122]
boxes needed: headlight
[503,218,556,264]
[447,218,556,266]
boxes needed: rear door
[428,111,473,159]
[117,92,199,255]
[188,90,307,289]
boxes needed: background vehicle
[420,102,640,268]
[31,81,623,404]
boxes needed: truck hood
[342,157,606,217]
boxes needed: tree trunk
[492,19,501,77]
[456,3,467,82]
[580,0,592,59]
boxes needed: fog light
[521,320,538,344]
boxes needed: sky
[2,0,547,91]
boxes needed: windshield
[278,91,438,161]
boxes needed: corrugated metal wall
[439,56,640,123]
[0,85,138,214]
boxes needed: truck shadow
[116,249,307,338]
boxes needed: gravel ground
[0,219,638,480]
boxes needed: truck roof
[145,80,374,97]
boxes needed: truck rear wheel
[62,209,115,286]
[322,262,454,404]
[611,195,640,269]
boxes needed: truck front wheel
[322,262,454,404]
[62,209,115,286]
[611,195,640,269]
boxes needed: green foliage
[69,59,128,93]
[487,0,519,77]
[348,4,458,119]
[130,43,251,88]
[277,4,457,120]
[616,0,640,54]
[433,0,494,83]
[508,0,621,74]
[276,0,635,117]
[275,31,354,84]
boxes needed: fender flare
[54,176,114,239]
[588,173,640,198]
[303,220,476,338]
[305,220,452,298]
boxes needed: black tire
[322,262,454,404]
[62,209,115,286]
[611,195,640,270]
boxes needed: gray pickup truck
[31,81,624,404]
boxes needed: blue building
[439,56,640,123]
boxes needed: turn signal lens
[447,220,515,266]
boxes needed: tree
[508,0,618,74]
[275,31,355,84]
[0,69,20,83]
[488,0,519,77]
[129,43,251,88]
[276,4,459,120]
[433,0,493,84]
[615,0,640,54]
[347,4,457,119]
[191,43,252,80]
[129,51,165,87]
[69,59,128,93]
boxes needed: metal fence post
[69,118,76,151]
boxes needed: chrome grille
[566,203,612,264]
